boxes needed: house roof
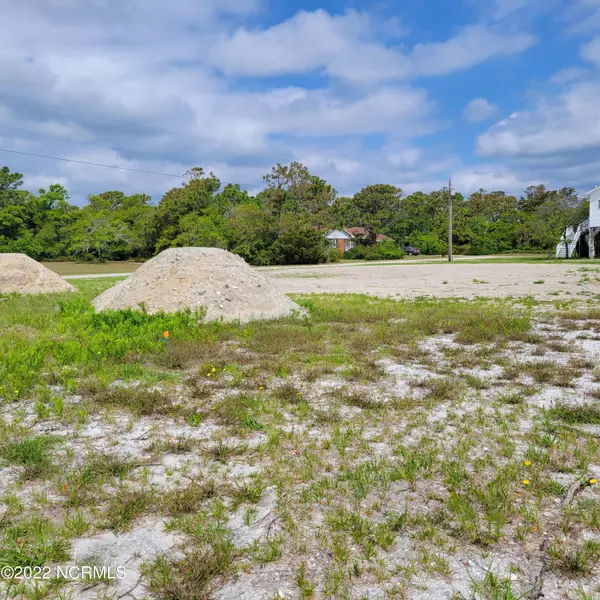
[325,229,353,239]
[343,227,390,242]
[585,186,600,197]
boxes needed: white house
[556,186,600,258]
[588,186,600,257]
[325,229,355,254]
[325,228,392,253]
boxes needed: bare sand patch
[267,262,589,300]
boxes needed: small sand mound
[92,247,304,322]
[0,253,75,294]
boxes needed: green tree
[0,166,27,208]
[261,162,335,227]
[351,184,403,232]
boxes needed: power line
[0,147,188,178]
[0,123,266,189]
[0,90,269,190]
[0,91,209,143]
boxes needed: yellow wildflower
[524,460,531,466]
[212,367,216,372]
[522,480,530,485]
[590,478,598,485]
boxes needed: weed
[92,386,173,416]
[296,562,316,599]
[103,488,153,532]
[548,403,600,425]
[248,538,282,563]
[334,389,384,410]
[207,441,248,463]
[272,383,304,404]
[62,512,90,537]
[144,537,235,600]
[0,436,57,480]
[230,477,264,508]
[469,568,531,599]
[0,516,70,568]
[550,539,600,575]
[162,481,218,515]
[211,393,265,431]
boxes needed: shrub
[345,240,404,261]
[271,228,329,265]
[412,232,445,255]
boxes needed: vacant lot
[1,279,600,599]
[43,261,143,276]
[269,262,600,301]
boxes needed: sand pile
[0,253,75,294]
[92,247,304,322]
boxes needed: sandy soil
[92,247,303,321]
[267,262,596,300]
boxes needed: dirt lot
[268,262,599,300]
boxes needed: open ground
[49,258,600,302]
[1,273,600,599]
[266,262,600,301]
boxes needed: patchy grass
[2,280,600,598]
[548,403,600,425]
[0,436,58,480]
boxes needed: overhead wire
[0,91,267,189]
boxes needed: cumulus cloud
[0,0,545,201]
[452,164,538,192]
[565,0,600,34]
[477,79,600,157]
[492,0,535,19]
[462,98,500,123]
[476,62,600,191]
[210,12,533,83]
[409,26,533,77]
[581,35,600,66]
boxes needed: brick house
[325,227,391,253]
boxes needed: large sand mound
[0,253,75,294]
[92,247,304,322]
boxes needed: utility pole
[448,177,453,262]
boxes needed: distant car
[403,245,421,256]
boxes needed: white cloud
[210,12,534,83]
[549,66,591,84]
[581,35,600,66]
[564,0,600,34]
[476,64,600,191]
[387,148,422,168]
[478,79,600,157]
[0,0,545,201]
[409,26,533,77]
[452,165,538,192]
[462,98,500,122]
[493,0,535,19]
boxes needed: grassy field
[1,281,600,599]
[42,261,143,276]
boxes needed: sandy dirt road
[265,262,597,300]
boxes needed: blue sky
[1,0,600,204]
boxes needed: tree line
[0,162,588,264]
